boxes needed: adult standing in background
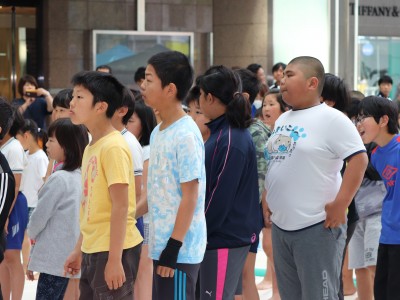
[12,75,53,130]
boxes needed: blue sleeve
[205,145,246,237]
[177,132,203,183]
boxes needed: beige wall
[213,0,269,70]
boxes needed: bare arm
[325,152,368,228]
[156,179,199,277]
[105,183,129,290]
[36,88,53,112]
[135,159,149,218]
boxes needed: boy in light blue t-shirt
[142,51,207,300]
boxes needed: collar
[206,115,228,133]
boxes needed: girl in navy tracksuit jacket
[197,66,263,300]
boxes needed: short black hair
[359,96,398,134]
[134,67,146,83]
[71,71,125,118]
[345,98,361,120]
[17,74,38,97]
[247,63,262,75]
[289,56,325,95]
[0,97,14,140]
[96,65,112,73]
[8,109,25,137]
[48,118,89,171]
[148,51,193,101]
[133,100,157,146]
[350,90,365,100]
[184,86,200,106]
[378,75,393,86]
[236,69,260,104]
[53,88,73,109]
[272,62,286,73]
[121,88,136,125]
[321,73,350,112]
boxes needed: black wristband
[158,237,183,269]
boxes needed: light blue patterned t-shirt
[148,115,207,264]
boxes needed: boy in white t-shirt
[264,56,368,299]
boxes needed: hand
[157,265,175,278]
[26,270,35,281]
[36,88,50,97]
[24,97,35,106]
[63,249,82,276]
[263,207,272,227]
[104,259,126,290]
[324,201,347,228]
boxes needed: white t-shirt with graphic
[265,103,365,231]
[148,116,207,264]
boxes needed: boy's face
[280,63,311,109]
[356,115,380,144]
[140,64,165,109]
[379,83,392,98]
[52,105,70,121]
[70,85,96,126]
[273,66,284,83]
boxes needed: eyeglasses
[354,115,371,125]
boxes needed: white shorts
[348,213,381,269]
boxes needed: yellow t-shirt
[80,131,142,253]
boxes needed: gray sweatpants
[272,221,346,300]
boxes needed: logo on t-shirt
[382,165,397,187]
[82,156,98,211]
[265,125,307,162]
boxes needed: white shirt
[0,138,28,191]
[265,103,365,230]
[21,150,49,208]
[121,128,143,176]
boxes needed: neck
[87,118,115,144]
[28,142,40,154]
[375,131,396,147]
[158,102,186,129]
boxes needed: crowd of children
[0,51,399,300]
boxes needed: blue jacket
[204,115,263,250]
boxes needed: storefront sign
[349,3,400,17]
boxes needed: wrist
[158,237,182,269]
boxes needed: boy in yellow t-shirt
[64,71,142,299]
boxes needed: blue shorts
[6,192,28,250]
[136,216,144,238]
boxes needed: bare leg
[256,228,272,290]
[0,260,11,300]
[240,252,259,300]
[21,231,30,273]
[342,249,356,296]
[134,245,153,300]
[1,250,24,300]
[355,268,373,300]
[63,279,80,300]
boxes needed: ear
[165,83,178,99]
[117,106,129,118]
[206,93,214,104]
[0,127,2,135]
[379,115,389,127]
[307,77,319,92]
[95,101,108,114]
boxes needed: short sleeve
[327,114,366,160]
[177,132,203,183]
[3,142,26,174]
[102,146,131,186]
